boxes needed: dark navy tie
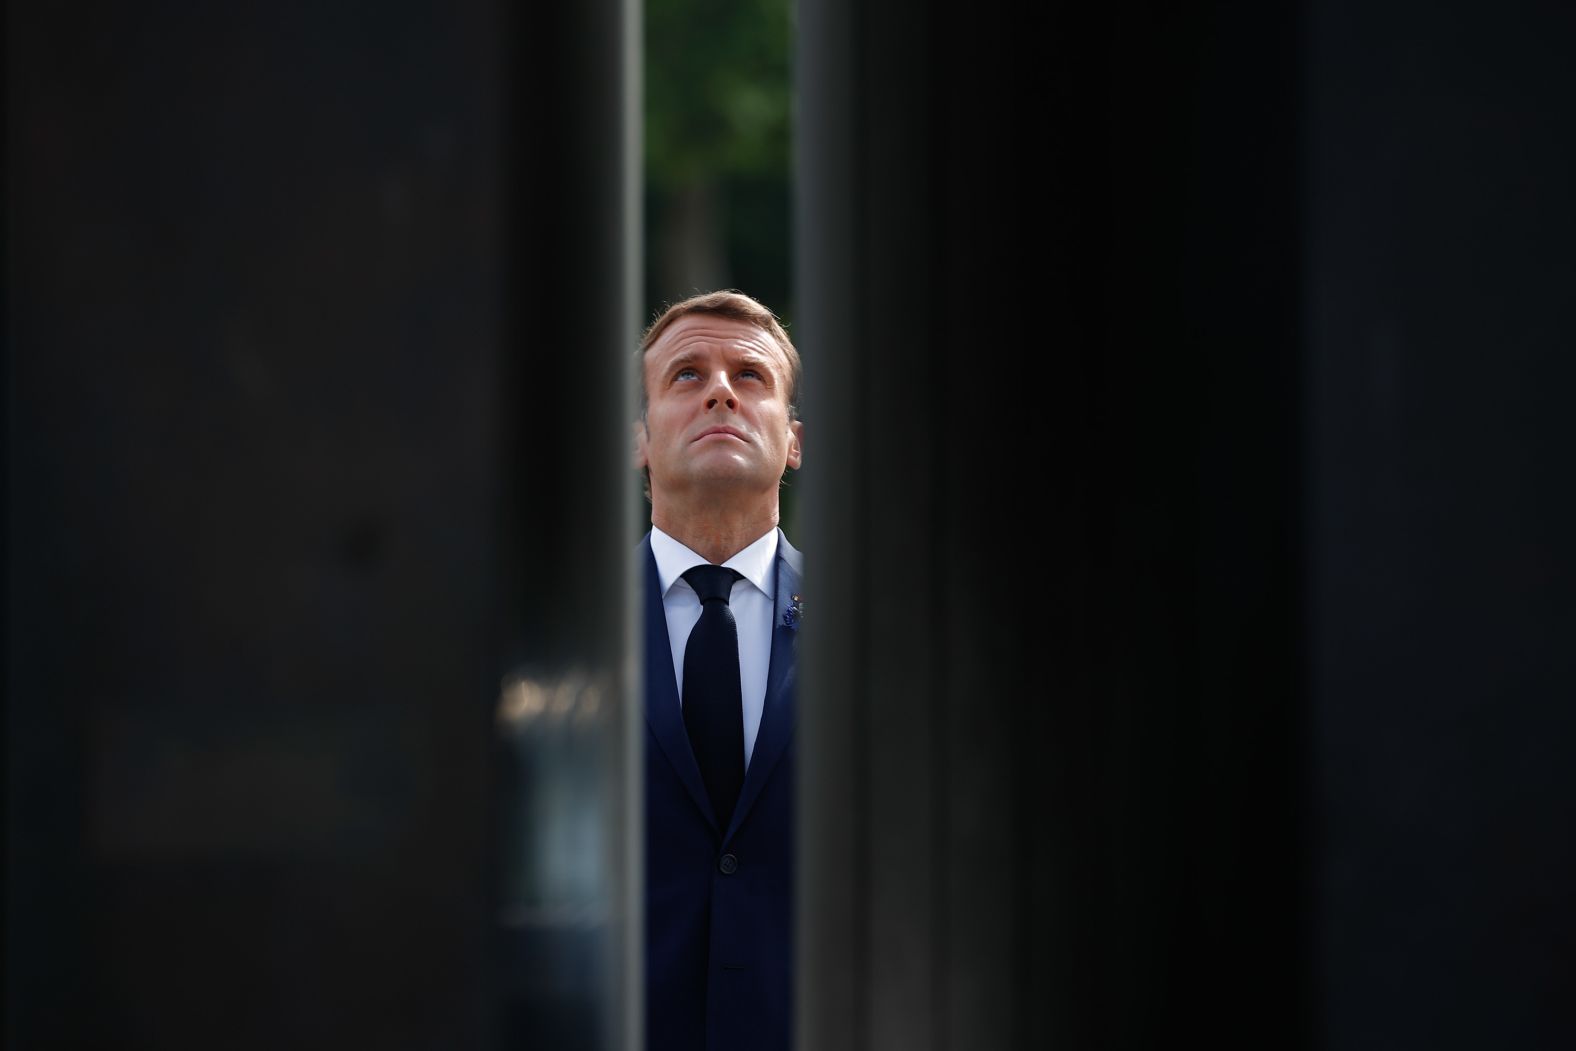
[681,564,746,828]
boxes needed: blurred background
[644,0,791,320]
[7,0,1575,1049]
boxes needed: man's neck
[651,498,779,565]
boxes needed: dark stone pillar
[1306,3,1576,1048]
[5,1,638,1048]
[797,1,1575,1047]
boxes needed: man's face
[636,314,803,505]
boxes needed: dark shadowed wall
[1306,3,1576,1047]
[796,1,1576,1048]
[6,1,637,1048]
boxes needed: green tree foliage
[644,0,793,321]
[645,0,792,191]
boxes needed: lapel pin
[782,594,804,630]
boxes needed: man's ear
[786,420,804,470]
[632,419,649,469]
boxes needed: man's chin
[685,451,756,476]
[673,462,780,495]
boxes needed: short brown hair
[636,290,801,420]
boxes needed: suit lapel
[643,534,718,833]
[724,532,801,842]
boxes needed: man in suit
[633,290,804,1051]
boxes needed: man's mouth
[693,427,747,443]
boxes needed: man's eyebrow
[661,348,777,375]
[661,350,703,374]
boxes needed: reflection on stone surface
[496,670,608,734]
[494,668,620,1048]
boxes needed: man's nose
[703,371,737,410]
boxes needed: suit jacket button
[718,853,739,875]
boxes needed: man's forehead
[646,315,784,364]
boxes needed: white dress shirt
[650,525,778,769]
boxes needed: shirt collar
[650,525,778,601]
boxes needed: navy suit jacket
[644,529,800,1051]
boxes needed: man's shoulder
[776,529,804,573]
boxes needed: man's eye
[675,368,699,381]
[738,369,761,381]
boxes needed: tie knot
[683,564,742,605]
